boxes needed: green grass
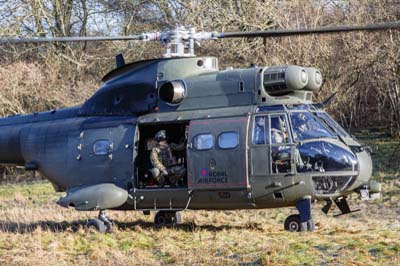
[367,138,400,176]
[0,181,57,208]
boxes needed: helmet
[155,130,167,142]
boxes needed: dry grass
[0,179,398,266]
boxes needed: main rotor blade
[214,22,400,38]
[0,35,143,44]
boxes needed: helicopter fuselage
[0,103,373,211]
[0,56,376,214]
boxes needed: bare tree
[0,0,399,136]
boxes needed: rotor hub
[141,26,216,58]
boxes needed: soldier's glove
[162,169,168,176]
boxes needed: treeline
[0,0,399,137]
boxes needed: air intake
[304,68,323,91]
[159,80,186,105]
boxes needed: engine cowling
[263,65,323,96]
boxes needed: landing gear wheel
[154,211,182,227]
[154,211,168,227]
[97,210,114,232]
[284,214,301,232]
[85,218,107,233]
[284,215,315,232]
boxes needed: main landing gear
[284,197,315,232]
[85,210,182,232]
[154,211,182,227]
[85,210,114,233]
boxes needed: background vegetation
[0,0,399,134]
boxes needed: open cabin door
[187,117,249,190]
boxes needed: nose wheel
[284,197,315,232]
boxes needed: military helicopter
[0,22,399,233]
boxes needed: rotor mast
[141,26,215,58]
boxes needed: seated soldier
[150,130,186,187]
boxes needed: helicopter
[0,22,399,233]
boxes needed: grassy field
[0,140,399,265]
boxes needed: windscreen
[314,112,350,138]
[289,112,334,141]
[297,141,359,172]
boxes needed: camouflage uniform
[150,141,185,186]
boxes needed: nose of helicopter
[349,148,374,192]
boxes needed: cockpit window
[270,115,290,144]
[290,112,334,141]
[315,112,349,138]
[253,116,268,144]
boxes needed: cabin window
[218,132,239,149]
[194,134,214,150]
[93,140,111,155]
